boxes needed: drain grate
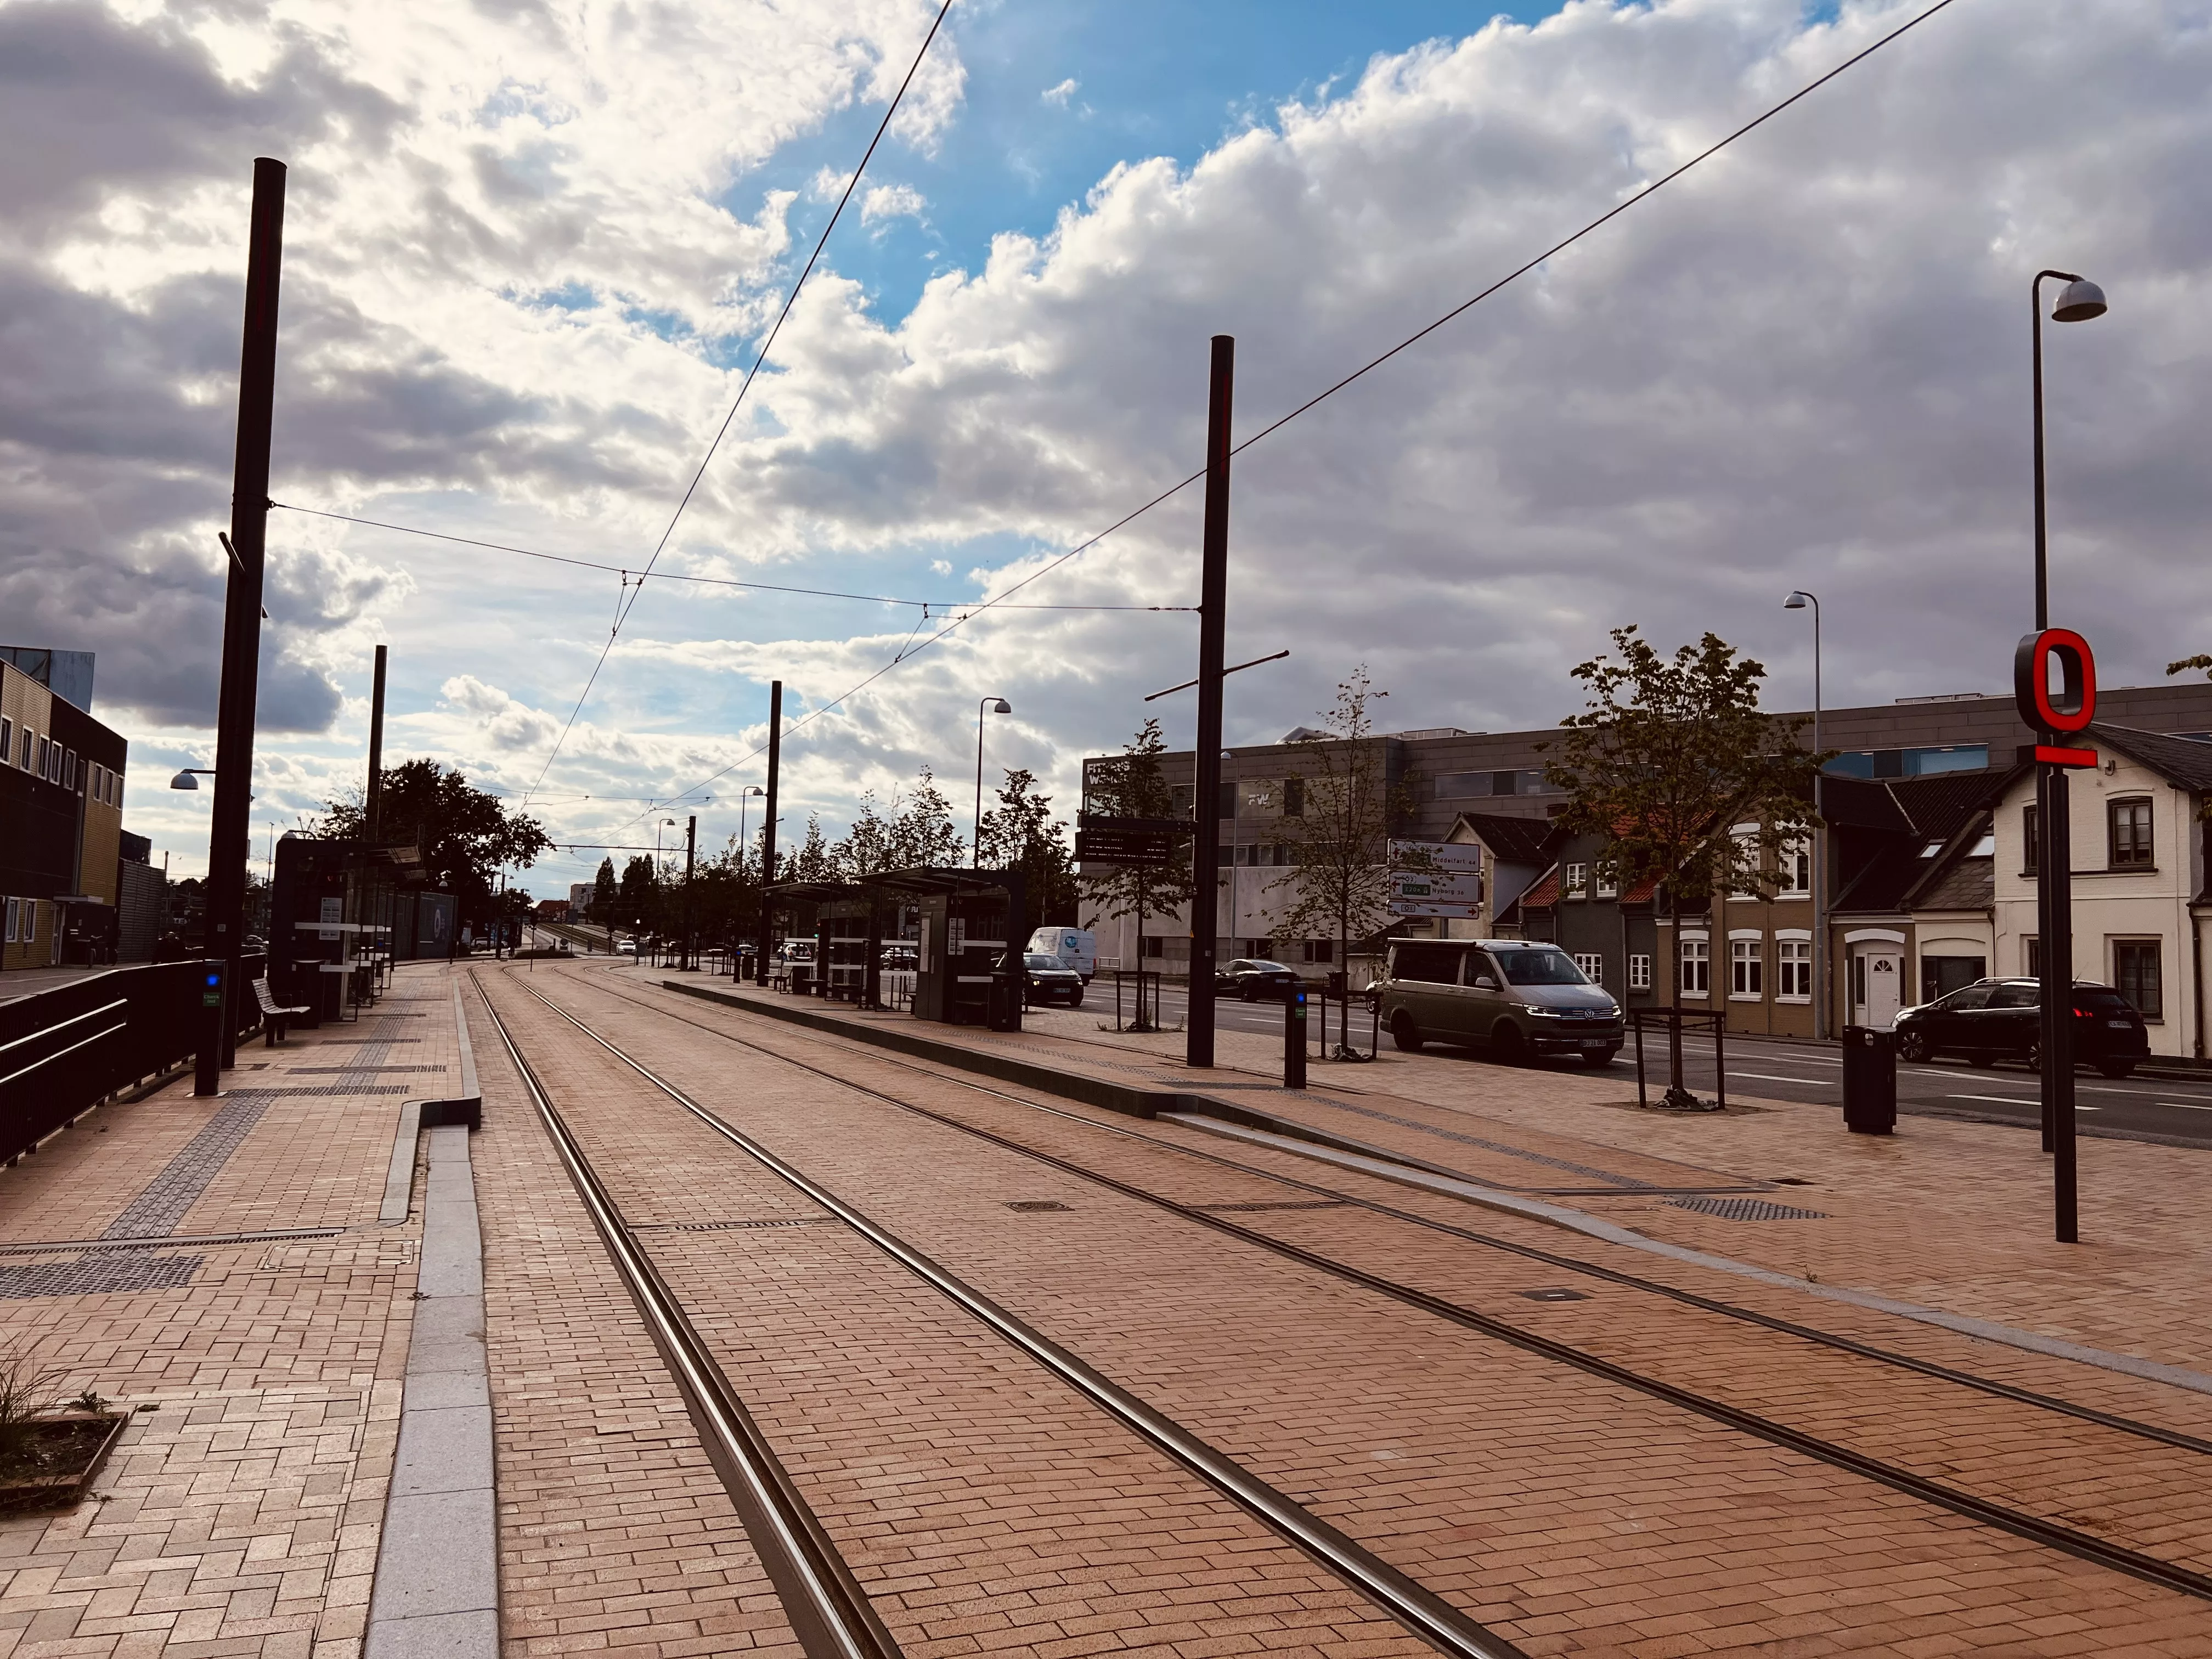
[629,1218,836,1234]
[1667,1196,1830,1222]
[1005,1200,1072,1212]
[1516,1288,1590,1302]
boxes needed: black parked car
[1215,959,1302,1001]
[1893,978,2149,1079]
[1019,953,1085,1008]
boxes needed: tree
[787,814,836,883]
[977,768,1078,924]
[591,858,617,929]
[1267,667,1423,1056]
[321,759,552,931]
[1542,625,1821,1105]
[1079,718,1196,1022]
[888,766,964,868]
[617,855,656,931]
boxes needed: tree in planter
[1542,625,1823,1108]
[1078,718,1195,1030]
[977,769,1078,923]
[1267,667,1425,1058]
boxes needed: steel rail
[469,975,902,1659]
[596,973,2212,1458]
[529,969,2212,1605]
[500,974,1529,1659]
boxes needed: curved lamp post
[2030,269,2106,1246]
[170,769,217,791]
[973,697,1012,867]
[1784,591,1824,1039]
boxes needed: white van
[1024,927,1097,983]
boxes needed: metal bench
[252,977,313,1046]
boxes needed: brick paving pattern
[0,964,458,1659]
[518,963,2212,1655]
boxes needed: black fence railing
[0,956,266,1164]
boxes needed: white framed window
[0,718,10,765]
[35,736,49,780]
[3,898,15,943]
[16,728,31,770]
[1730,938,1764,999]
[1778,840,1812,899]
[1564,862,1588,898]
[1777,938,1812,1001]
[1628,953,1651,990]
[18,900,33,943]
[1594,862,1618,899]
[1573,952,1605,985]
[111,768,123,808]
[1729,825,1760,898]
[1679,939,1710,997]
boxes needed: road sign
[1076,830,1175,866]
[1077,815,1194,837]
[1387,840,1482,917]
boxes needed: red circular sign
[2013,629,2097,734]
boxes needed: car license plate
[1580,1039,1611,1048]
[2108,1019,2132,1028]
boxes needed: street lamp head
[1784,591,1813,611]
[170,770,199,791]
[2051,278,2107,323]
[987,698,1012,715]
[744,786,764,797]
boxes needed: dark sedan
[1020,953,1085,1008]
[1894,977,2150,1079]
[1215,959,1302,1001]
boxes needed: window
[0,718,9,764]
[1679,938,1710,997]
[2022,806,2038,874]
[1921,955,1987,1002]
[1778,939,1812,1001]
[111,768,122,808]
[65,749,77,789]
[16,900,32,943]
[1140,935,1162,959]
[1282,778,1303,818]
[1391,943,1465,984]
[2114,940,2163,1020]
[35,736,48,779]
[1573,952,1605,985]
[1628,953,1651,991]
[1991,981,2041,1009]
[1302,938,1333,964]
[1729,828,1759,898]
[3,898,14,943]
[2025,935,2041,978]
[1563,862,1588,898]
[1594,864,1618,899]
[1730,938,1764,998]
[1778,842,1812,898]
[17,728,31,770]
[2109,799,2153,868]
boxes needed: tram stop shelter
[764,866,1025,1028]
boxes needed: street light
[737,786,766,862]
[2029,267,2107,1246]
[973,697,1012,868]
[1784,591,1825,1040]
[170,769,216,791]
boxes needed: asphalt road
[1139,981,2212,1150]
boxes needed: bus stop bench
[252,978,313,1046]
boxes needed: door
[1851,945,1904,1027]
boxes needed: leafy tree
[617,855,657,930]
[977,768,1078,924]
[591,857,617,929]
[1542,625,1821,1105]
[787,814,837,883]
[1079,718,1196,1011]
[834,792,898,878]
[889,766,964,868]
[321,758,552,930]
[1267,667,1424,1056]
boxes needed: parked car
[1019,952,1085,1008]
[1025,927,1098,982]
[1378,938,1622,1066]
[617,939,637,957]
[1893,978,2148,1078]
[1215,959,1302,1001]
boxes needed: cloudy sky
[8,0,2209,893]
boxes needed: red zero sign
[2014,628,2097,734]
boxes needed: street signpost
[1387,841,1482,919]
[1075,830,1176,866]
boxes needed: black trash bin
[1841,1025,1897,1135]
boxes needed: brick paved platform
[462,961,2212,1655]
[0,963,462,1659]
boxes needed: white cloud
[860,182,927,223]
[1041,77,1078,107]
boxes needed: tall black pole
[1186,335,1234,1070]
[198,156,285,1097]
[683,814,696,970]
[365,645,387,845]
[758,680,782,980]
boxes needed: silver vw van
[1379,939,1623,1066]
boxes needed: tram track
[472,970,1526,1659]
[504,963,2212,1607]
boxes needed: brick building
[0,650,129,968]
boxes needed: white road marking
[1946,1093,2100,1110]
[1728,1072,1831,1085]
[2160,1102,2212,1111]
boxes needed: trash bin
[1841,1025,1897,1135]
[986,971,1023,1033]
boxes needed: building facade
[0,653,127,969]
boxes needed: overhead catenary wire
[602,0,1967,834]
[267,502,1188,612]
[522,0,961,806]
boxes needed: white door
[1852,946,1904,1028]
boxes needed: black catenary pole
[365,645,387,845]
[758,680,782,980]
[198,156,285,1098]
[684,814,696,970]
[1186,335,1234,1070]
